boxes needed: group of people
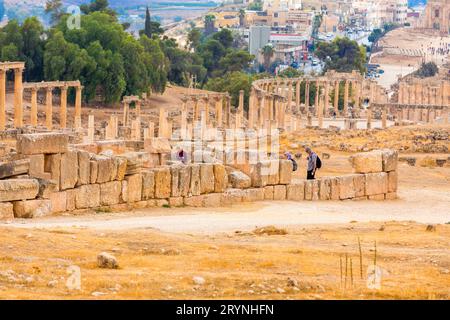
[285,147,320,180]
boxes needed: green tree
[80,0,116,16]
[316,37,366,74]
[187,27,202,52]
[415,62,438,78]
[204,15,216,36]
[278,67,304,78]
[21,17,45,81]
[261,44,274,72]
[219,50,253,74]
[143,6,152,39]
[212,29,233,48]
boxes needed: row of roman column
[181,95,231,129]
[248,78,366,129]
[398,81,450,106]
[396,105,449,124]
[25,85,83,130]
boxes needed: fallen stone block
[90,160,98,184]
[95,156,114,184]
[365,172,388,196]
[60,151,78,190]
[142,170,155,200]
[13,199,52,218]
[0,159,30,179]
[385,192,397,200]
[156,199,169,207]
[249,162,269,188]
[17,133,68,155]
[350,150,383,173]
[75,184,100,209]
[29,154,50,180]
[353,174,366,197]
[229,170,251,189]
[304,180,313,200]
[114,157,127,181]
[66,189,76,211]
[330,177,340,200]
[273,185,287,200]
[242,188,265,202]
[184,195,204,207]
[168,197,184,207]
[287,182,305,201]
[381,149,398,172]
[266,161,280,185]
[154,167,171,199]
[44,154,61,190]
[311,180,319,201]
[202,193,222,207]
[100,181,122,206]
[97,252,118,269]
[0,179,39,202]
[0,202,14,220]
[37,179,58,199]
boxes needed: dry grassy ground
[0,221,449,300]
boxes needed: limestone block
[49,191,67,213]
[319,178,331,200]
[220,189,244,205]
[100,181,122,206]
[350,151,383,173]
[121,180,128,203]
[156,199,169,207]
[75,184,100,209]
[200,164,215,194]
[385,192,397,200]
[304,181,313,200]
[95,156,114,184]
[29,154,50,180]
[287,182,305,201]
[213,164,228,193]
[273,185,287,200]
[90,160,98,184]
[190,164,201,196]
[353,174,366,197]
[0,159,30,179]
[60,151,78,190]
[0,179,39,202]
[125,174,142,203]
[170,166,181,197]
[66,189,77,211]
[311,180,319,201]
[141,170,155,200]
[77,151,91,186]
[242,188,265,202]
[13,199,52,218]
[330,177,340,200]
[202,193,222,207]
[144,137,171,153]
[267,161,280,185]
[279,160,293,185]
[381,149,398,172]
[184,195,204,207]
[365,172,388,196]
[337,175,356,200]
[44,154,60,189]
[0,203,14,220]
[168,197,184,207]
[229,170,251,189]
[264,186,274,200]
[17,133,68,155]
[250,162,269,188]
[115,157,127,181]
[154,167,171,199]
[37,179,58,199]
[387,171,398,193]
[368,194,385,200]
[178,166,191,197]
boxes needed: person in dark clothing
[305,147,317,180]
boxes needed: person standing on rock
[305,147,318,180]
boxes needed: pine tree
[144,6,152,38]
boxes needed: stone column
[14,68,24,128]
[334,80,339,115]
[75,86,82,128]
[226,96,231,127]
[60,86,68,129]
[382,106,387,129]
[248,90,255,128]
[318,89,324,128]
[258,95,265,128]
[136,100,141,117]
[324,81,330,116]
[215,97,223,127]
[238,90,244,116]
[45,87,53,130]
[30,88,38,127]
[193,98,200,122]
[305,81,310,108]
[343,80,349,116]
[366,106,372,129]
[158,108,166,137]
[287,81,293,111]
[314,80,320,114]
[0,70,6,131]
[180,106,187,139]
[295,80,301,112]
[87,114,95,143]
[123,102,129,126]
